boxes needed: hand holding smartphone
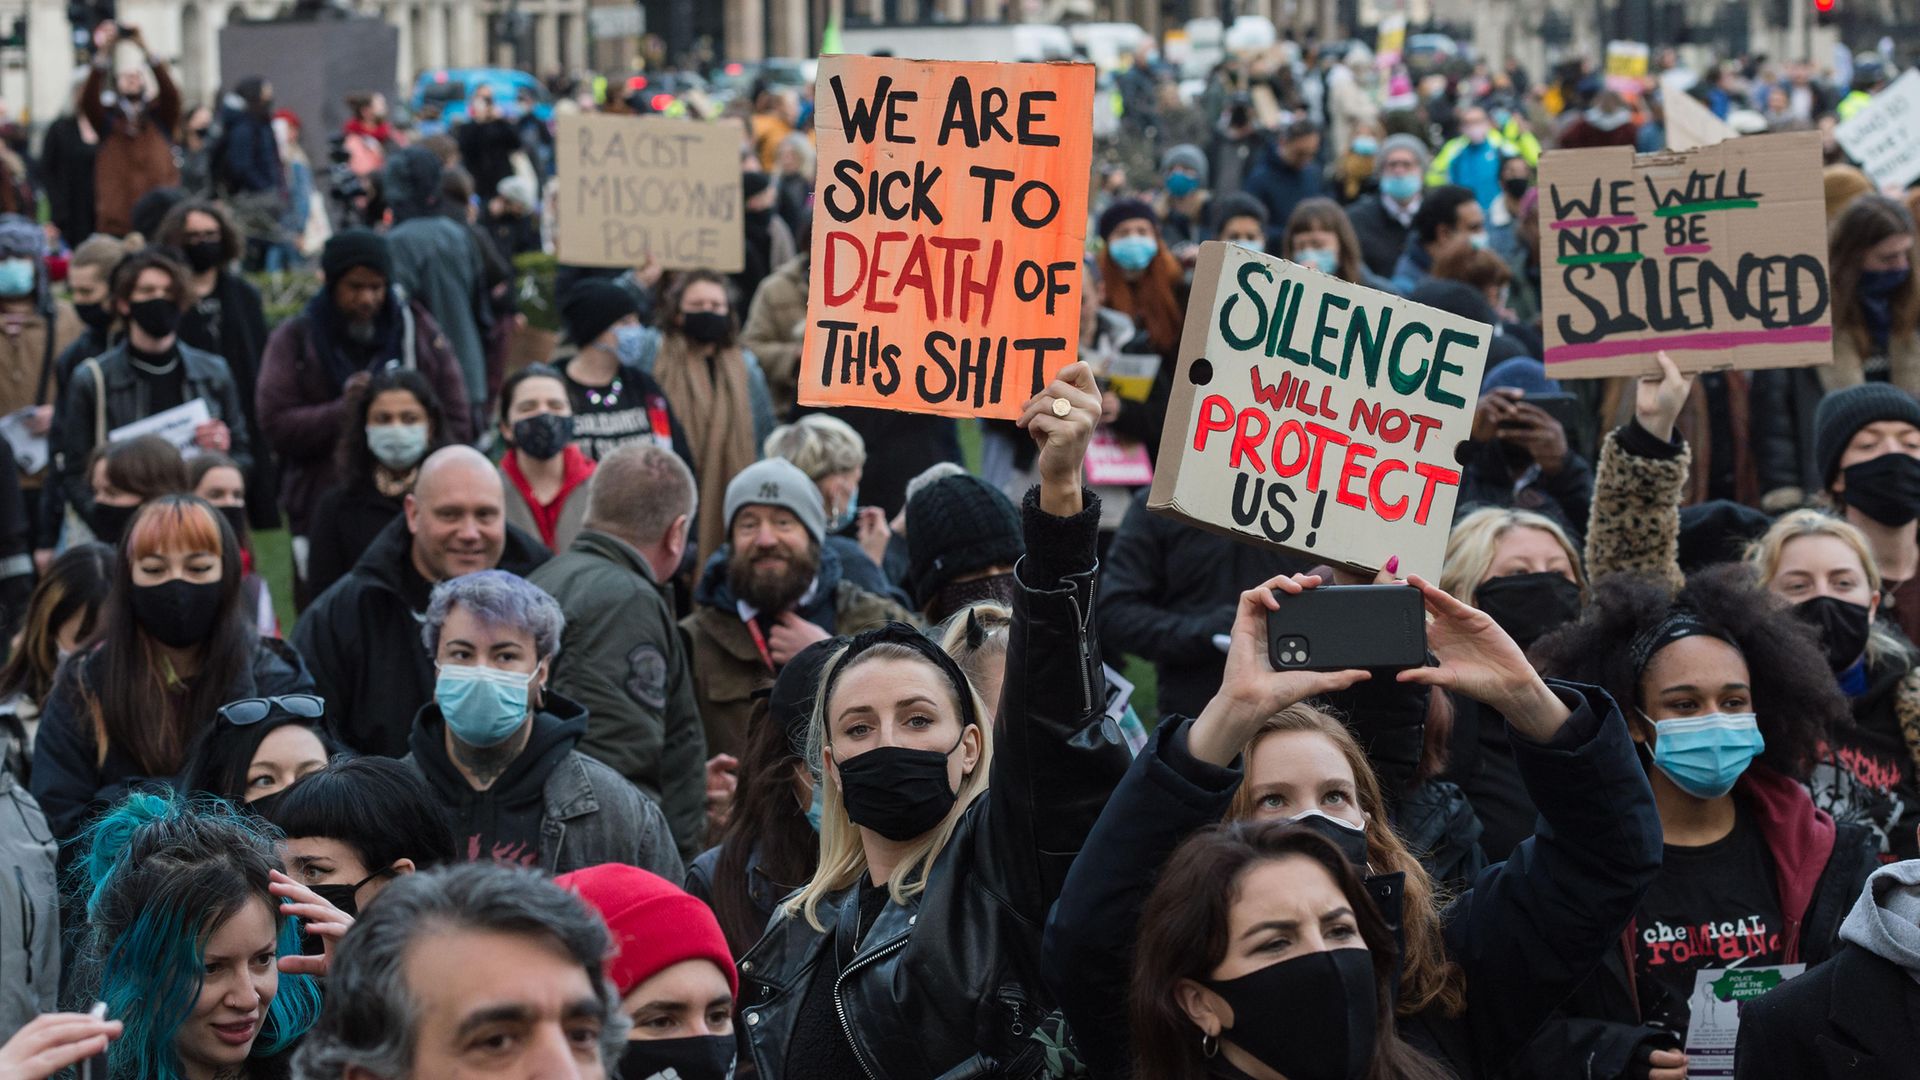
[1266,583,1427,672]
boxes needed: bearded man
[681,458,911,756]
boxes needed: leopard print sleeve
[1583,427,1690,593]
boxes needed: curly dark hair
[1531,565,1844,780]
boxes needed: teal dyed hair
[74,792,322,1080]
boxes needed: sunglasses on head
[218,693,326,727]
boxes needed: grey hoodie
[1840,858,1920,983]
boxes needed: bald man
[293,445,554,757]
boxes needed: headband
[1627,608,1735,681]
[819,622,982,733]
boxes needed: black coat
[1347,193,1418,280]
[176,271,275,529]
[1734,943,1920,1080]
[291,514,550,758]
[1097,490,1307,719]
[302,482,405,602]
[1040,682,1664,1080]
[1749,365,1824,506]
[30,636,312,840]
[736,491,1133,1079]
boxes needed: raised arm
[1583,353,1693,590]
[981,361,1131,924]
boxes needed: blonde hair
[1227,705,1466,1018]
[764,414,866,481]
[785,641,995,932]
[936,602,1012,696]
[1439,507,1587,605]
[1746,509,1912,669]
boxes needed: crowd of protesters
[6,18,1920,1080]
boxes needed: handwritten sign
[554,114,744,272]
[1148,243,1490,580]
[1537,131,1832,378]
[1836,69,1920,191]
[797,55,1094,420]
[1663,77,1737,152]
[108,398,211,456]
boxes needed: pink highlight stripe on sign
[1664,244,1711,255]
[1550,215,1638,230]
[1545,325,1833,364]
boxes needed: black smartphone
[1502,391,1583,434]
[1267,585,1426,672]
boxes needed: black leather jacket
[736,490,1130,1080]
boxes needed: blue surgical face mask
[436,663,535,747]
[1108,234,1160,273]
[1381,173,1422,202]
[366,422,430,471]
[1165,171,1200,197]
[1644,712,1765,799]
[1229,237,1265,253]
[805,779,824,833]
[827,489,859,533]
[1349,136,1379,156]
[613,323,648,366]
[1294,247,1339,274]
[1468,230,1491,251]
[0,258,34,298]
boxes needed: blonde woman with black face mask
[735,362,1132,1080]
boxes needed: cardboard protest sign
[1536,131,1831,378]
[798,55,1095,420]
[1836,69,1920,191]
[1663,80,1737,152]
[1149,242,1491,581]
[554,114,744,272]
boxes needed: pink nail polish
[1385,555,1400,574]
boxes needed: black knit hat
[906,475,1023,609]
[765,637,842,761]
[321,228,391,285]
[1813,383,1920,489]
[560,279,640,348]
[1097,198,1157,242]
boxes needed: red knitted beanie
[555,863,739,997]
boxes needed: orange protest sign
[799,55,1095,420]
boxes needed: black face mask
[1204,948,1378,1080]
[1792,595,1873,675]
[74,301,112,332]
[1474,571,1583,649]
[1501,176,1530,201]
[1842,453,1920,527]
[309,868,394,920]
[510,413,574,461]
[244,787,288,824]
[88,501,138,545]
[680,310,733,345]
[835,735,965,841]
[184,240,225,273]
[128,297,183,339]
[129,578,224,649]
[617,1035,735,1080]
[217,504,248,543]
[1288,810,1371,869]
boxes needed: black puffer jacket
[736,489,1131,1080]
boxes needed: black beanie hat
[1097,198,1157,242]
[764,637,842,760]
[560,280,640,348]
[321,228,392,285]
[1813,383,1920,489]
[906,475,1023,609]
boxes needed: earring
[1201,1033,1219,1059]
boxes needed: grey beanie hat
[1378,133,1432,172]
[1160,143,1209,186]
[724,458,827,544]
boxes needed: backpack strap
[82,356,106,448]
